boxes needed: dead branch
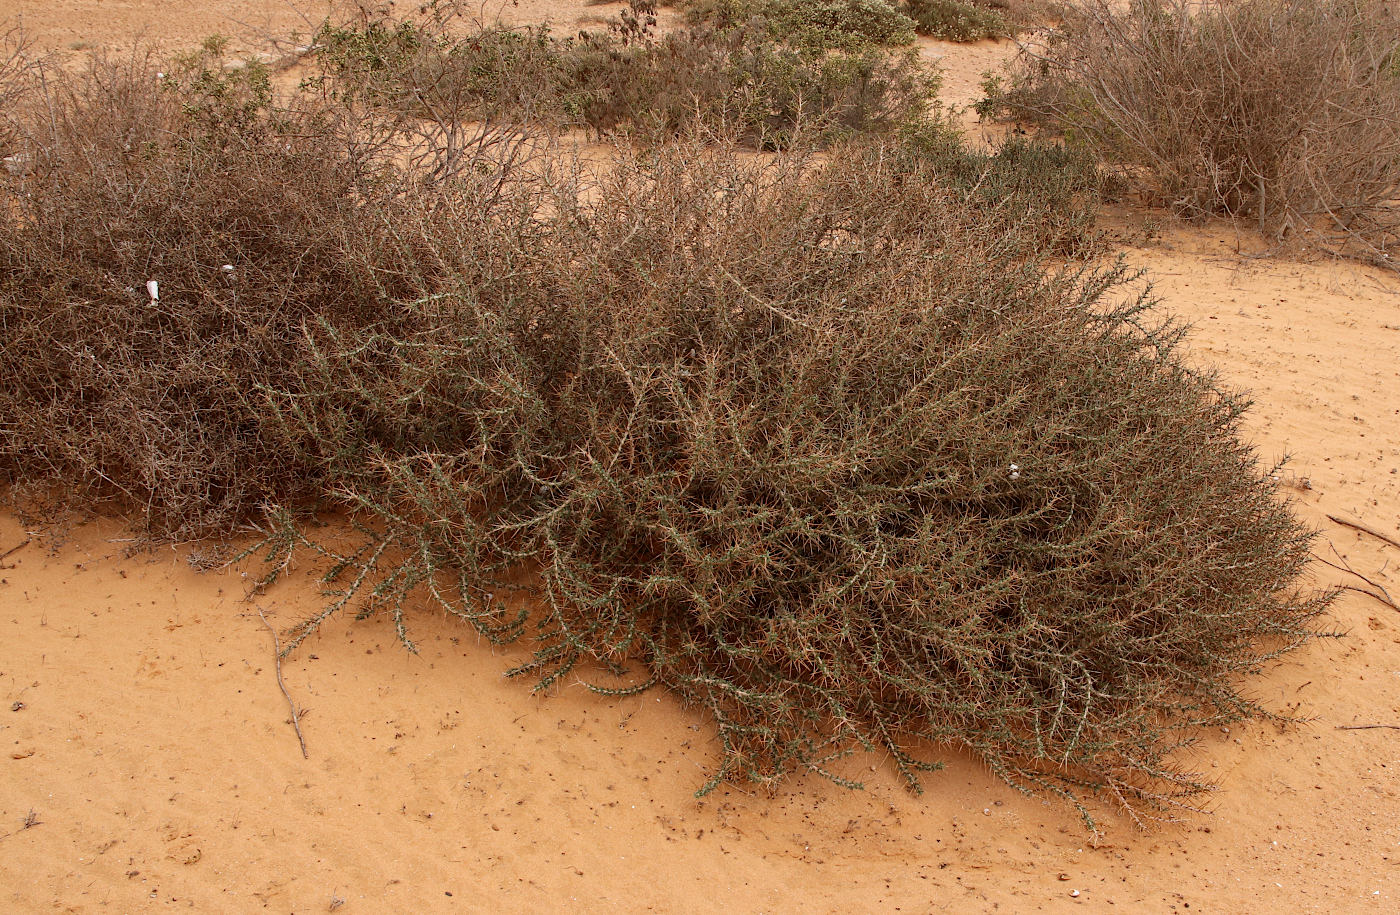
[1327,513,1400,552]
[256,606,309,759]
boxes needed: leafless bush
[993,0,1400,261]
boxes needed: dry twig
[1327,514,1400,552]
[256,607,309,759]
[1314,543,1397,610]
[0,539,29,562]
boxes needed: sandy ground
[0,1,624,52]
[2,3,1399,913]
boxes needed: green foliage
[901,0,1008,41]
[310,15,432,100]
[685,0,919,51]
[557,25,934,146]
[165,44,275,137]
[311,14,565,118]
[304,2,937,147]
[973,70,1007,119]
[901,123,1112,255]
[721,40,934,147]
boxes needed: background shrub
[990,0,1400,261]
[311,1,936,147]
[310,13,568,121]
[901,124,1110,255]
[562,24,933,145]
[902,0,1008,40]
[683,0,919,50]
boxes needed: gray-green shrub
[312,1,936,148]
[684,0,919,50]
[902,0,1008,40]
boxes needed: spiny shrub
[990,0,1400,262]
[0,47,535,536]
[902,0,1008,40]
[0,21,1328,829]
[253,138,1329,830]
[309,1,936,147]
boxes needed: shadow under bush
[254,138,1330,830]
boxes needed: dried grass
[991,0,1400,263]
